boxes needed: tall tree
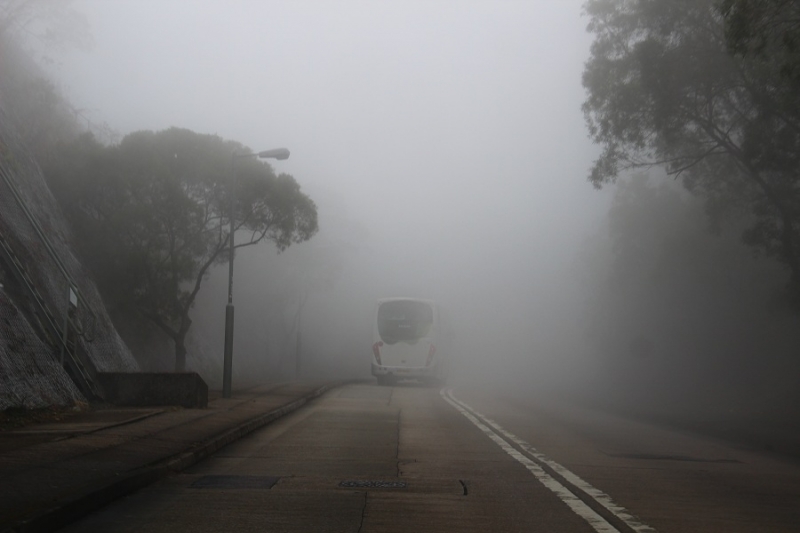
[721,0,800,82]
[45,128,318,371]
[578,174,793,410]
[0,0,91,51]
[0,0,99,161]
[582,0,800,303]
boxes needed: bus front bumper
[371,362,438,379]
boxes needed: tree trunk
[742,167,800,298]
[174,314,192,372]
[779,212,800,293]
[175,340,187,373]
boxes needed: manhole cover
[611,453,740,464]
[339,480,408,489]
[191,475,280,489]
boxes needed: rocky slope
[0,103,139,410]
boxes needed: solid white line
[441,389,658,533]
[440,389,620,532]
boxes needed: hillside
[0,101,139,409]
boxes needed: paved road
[59,382,800,532]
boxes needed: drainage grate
[339,480,408,489]
[610,453,740,464]
[191,475,281,489]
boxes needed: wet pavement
[0,380,344,533]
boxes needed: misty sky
[48,0,613,379]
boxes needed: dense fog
[11,0,799,416]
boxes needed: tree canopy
[582,0,800,301]
[0,0,92,52]
[578,173,794,410]
[44,127,318,370]
[721,0,800,84]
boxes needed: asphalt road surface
[60,382,800,532]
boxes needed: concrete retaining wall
[97,372,208,408]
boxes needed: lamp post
[223,147,290,398]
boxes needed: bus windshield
[377,300,433,344]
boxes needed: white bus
[371,297,448,386]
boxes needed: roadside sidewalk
[0,380,343,533]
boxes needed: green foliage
[720,0,800,177]
[721,0,800,81]
[44,128,318,369]
[0,36,82,159]
[582,0,800,299]
[0,1,112,160]
[0,0,92,52]
[579,174,795,409]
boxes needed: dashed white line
[441,388,657,533]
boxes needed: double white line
[441,388,657,533]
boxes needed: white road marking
[441,388,657,533]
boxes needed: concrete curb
[3,381,344,533]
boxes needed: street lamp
[222,147,290,398]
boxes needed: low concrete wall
[97,372,208,408]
